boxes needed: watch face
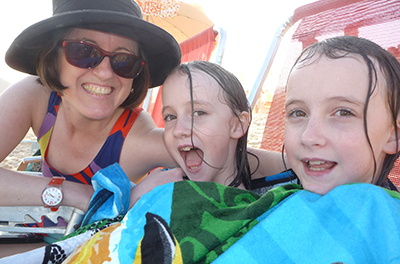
[42,187,63,206]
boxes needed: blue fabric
[118,183,175,261]
[213,183,400,264]
[82,163,131,226]
[264,169,295,182]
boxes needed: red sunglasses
[62,40,145,79]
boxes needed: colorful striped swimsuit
[38,92,142,185]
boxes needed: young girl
[130,60,253,204]
[284,35,400,194]
[163,61,252,188]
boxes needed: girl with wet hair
[284,35,400,194]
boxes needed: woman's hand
[129,167,186,208]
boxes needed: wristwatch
[42,177,65,211]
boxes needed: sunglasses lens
[111,55,144,78]
[64,41,145,79]
[65,42,102,68]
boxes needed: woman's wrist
[62,181,93,212]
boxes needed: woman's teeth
[83,84,112,95]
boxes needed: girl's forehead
[286,54,389,111]
[295,53,367,72]
[288,54,369,91]
[163,70,224,103]
[286,55,366,104]
[168,70,220,93]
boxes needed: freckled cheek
[284,127,300,148]
[164,129,174,144]
[283,136,297,167]
[339,139,373,173]
[164,135,180,159]
[286,126,311,168]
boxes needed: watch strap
[48,177,65,187]
[43,176,65,211]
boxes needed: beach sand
[0,129,38,171]
[0,113,268,171]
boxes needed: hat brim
[5,10,181,88]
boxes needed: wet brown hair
[174,61,253,189]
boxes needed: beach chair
[16,139,41,173]
[250,0,400,188]
[0,139,84,242]
[0,206,86,243]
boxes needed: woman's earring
[131,88,134,93]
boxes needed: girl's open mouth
[304,160,337,171]
[180,146,204,170]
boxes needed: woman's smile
[82,83,113,96]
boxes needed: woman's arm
[0,167,93,212]
[0,76,44,161]
[120,110,178,183]
[0,76,93,212]
[248,147,287,179]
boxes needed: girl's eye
[287,109,307,118]
[164,114,176,122]
[334,108,354,117]
[193,110,206,117]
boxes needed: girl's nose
[300,118,327,148]
[173,117,191,139]
[92,56,114,80]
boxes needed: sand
[0,129,38,171]
[0,114,268,171]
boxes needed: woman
[0,0,184,208]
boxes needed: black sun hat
[5,0,181,88]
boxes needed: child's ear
[383,119,400,154]
[230,111,250,139]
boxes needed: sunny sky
[0,0,316,92]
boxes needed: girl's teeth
[181,147,192,151]
[309,167,326,171]
[309,160,326,165]
[306,160,334,171]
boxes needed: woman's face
[162,70,245,187]
[284,54,395,195]
[58,28,139,120]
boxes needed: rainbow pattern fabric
[63,181,400,263]
[37,91,142,183]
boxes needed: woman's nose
[92,56,114,80]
